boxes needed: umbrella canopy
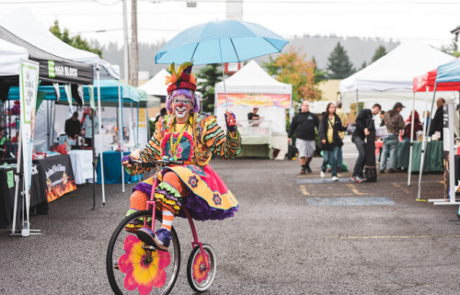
[155,20,289,65]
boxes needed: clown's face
[171,94,192,120]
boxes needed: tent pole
[408,92,416,186]
[417,84,437,201]
[96,66,106,206]
[118,79,125,192]
[136,102,140,183]
[11,127,22,234]
[355,89,359,113]
[92,100,96,210]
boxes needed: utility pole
[123,0,130,84]
[131,0,139,87]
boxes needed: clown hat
[165,62,197,94]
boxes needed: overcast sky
[1,0,460,50]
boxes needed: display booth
[215,61,292,160]
[340,40,457,186]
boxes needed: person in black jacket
[351,104,381,182]
[65,112,81,140]
[318,102,348,181]
[288,101,319,174]
[429,98,445,140]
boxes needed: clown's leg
[125,191,149,233]
[137,172,188,250]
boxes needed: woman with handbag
[318,102,348,181]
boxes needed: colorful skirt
[132,164,239,221]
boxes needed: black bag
[287,144,298,159]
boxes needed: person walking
[351,104,382,182]
[402,110,423,142]
[380,102,405,173]
[318,102,347,181]
[288,100,319,174]
[429,98,445,140]
[335,101,348,172]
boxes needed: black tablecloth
[0,162,48,228]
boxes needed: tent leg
[96,66,106,206]
[417,85,437,201]
[92,109,96,210]
[11,131,22,234]
[118,79,125,192]
[408,92,416,186]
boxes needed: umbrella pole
[408,92,416,186]
[221,62,228,107]
[417,84,437,201]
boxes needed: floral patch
[118,235,171,294]
[186,165,207,177]
[188,175,199,189]
[212,194,222,206]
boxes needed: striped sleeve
[201,116,242,159]
[125,119,164,175]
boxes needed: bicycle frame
[144,167,210,270]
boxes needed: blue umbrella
[155,20,288,65]
[154,20,289,107]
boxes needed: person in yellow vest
[335,101,348,172]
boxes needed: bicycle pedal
[142,244,157,251]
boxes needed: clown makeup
[171,94,191,121]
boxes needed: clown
[122,62,241,250]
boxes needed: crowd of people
[288,97,447,182]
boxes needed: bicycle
[106,159,217,295]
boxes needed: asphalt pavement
[1,142,460,294]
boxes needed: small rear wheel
[186,244,217,292]
[106,210,181,295]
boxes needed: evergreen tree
[371,45,387,63]
[360,61,367,70]
[312,56,328,84]
[326,42,355,79]
[50,20,103,58]
[195,64,222,114]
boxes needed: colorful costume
[124,62,241,228]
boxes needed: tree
[195,64,222,114]
[326,42,355,79]
[441,41,460,57]
[360,61,367,70]
[371,45,387,63]
[50,20,103,58]
[263,47,322,102]
[312,56,328,84]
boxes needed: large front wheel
[106,210,181,295]
[186,244,217,292]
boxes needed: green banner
[35,91,47,115]
[88,85,96,111]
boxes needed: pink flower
[118,235,171,294]
[192,251,210,284]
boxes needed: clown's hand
[225,111,236,133]
[121,149,140,168]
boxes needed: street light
[450,25,460,42]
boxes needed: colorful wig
[166,89,200,113]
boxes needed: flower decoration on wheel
[192,251,210,284]
[188,175,199,188]
[212,194,222,206]
[118,235,171,295]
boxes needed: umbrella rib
[190,43,199,63]
[263,37,280,52]
[230,38,241,63]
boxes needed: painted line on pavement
[296,178,354,184]
[392,182,411,194]
[306,197,395,206]
[299,185,309,195]
[346,183,365,195]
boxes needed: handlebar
[129,159,184,167]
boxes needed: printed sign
[40,155,77,202]
[216,93,291,108]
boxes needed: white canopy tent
[0,39,28,76]
[0,7,119,80]
[138,69,168,97]
[340,40,455,118]
[215,60,292,159]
